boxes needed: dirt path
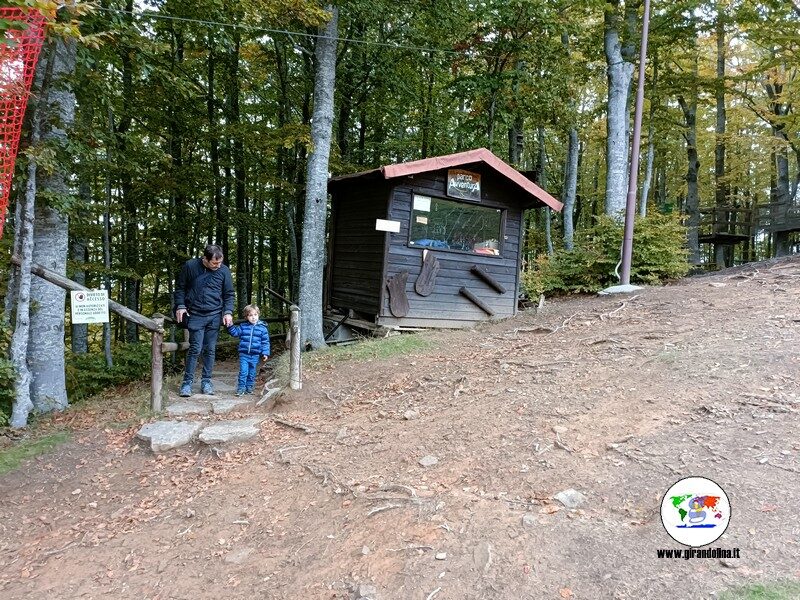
[1,258,799,599]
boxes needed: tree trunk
[9,48,51,427]
[640,57,658,217]
[507,62,525,167]
[71,103,92,354]
[640,123,655,217]
[70,236,88,353]
[714,6,728,267]
[764,78,792,257]
[678,86,700,264]
[208,33,226,252]
[29,32,77,414]
[563,129,579,250]
[537,127,553,255]
[4,188,25,325]
[103,105,114,368]
[228,31,249,312]
[119,0,138,342]
[299,5,338,349]
[603,0,635,220]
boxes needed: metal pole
[619,0,652,285]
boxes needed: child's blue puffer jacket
[227,321,271,356]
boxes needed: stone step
[211,398,255,414]
[167,401,211,417]
[198,418,263,445]
[136,421,204,452]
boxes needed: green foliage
[306,334,435,367]
[719,581,800,600]
[0,318,13,428]
[0,431,71,476]
[524,214,690,296]
[65,344,154,403]
[271,333,435,384]
[0,358,13,427]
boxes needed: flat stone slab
[137,421,204,452]
[210,380,237,393]
[212,398,254,414]
[199,418,263,445]
[166,401,211,417]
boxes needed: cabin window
[409,194,503,256]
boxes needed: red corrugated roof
[331,148,563,211]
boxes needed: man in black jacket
[174,244,235,397]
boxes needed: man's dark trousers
[183,313,221,387]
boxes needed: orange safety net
[0,8,47,238]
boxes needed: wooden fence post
[289,305,302,390]
[151,316,165,411]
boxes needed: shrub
[524,213,690,296]
[65,343,155,403]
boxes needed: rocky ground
[1,257,799,600]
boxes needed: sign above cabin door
[447,169,481,201]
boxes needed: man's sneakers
[235,389,245,397]
[201,381,215,395]
[179,383,192,397]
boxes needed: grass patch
[0,431,71,476]
[719,581,800,600]
[272,333,436,383]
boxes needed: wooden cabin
[326,148,563,329]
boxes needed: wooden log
[263,286,294,307]
[386,271,410,317]
[459,286,495,316]
[161,341,191,353]
[151,316,165,412]
[415,249,441,297]
[10,255,163,333]
[289,305,302,390]
[470,265,507,294]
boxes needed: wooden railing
[757,202,800,232]
[11,255,302,411]
[698,206,755,240]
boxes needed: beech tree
[299,5,338,349]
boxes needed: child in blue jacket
[227,304,270,395]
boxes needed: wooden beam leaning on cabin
[458,287,495,316]
[470,265,507,294]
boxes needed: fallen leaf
[560,588,573,598]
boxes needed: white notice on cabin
[70,289,110,324]
[375,219,401,233]
[413,195,431,212]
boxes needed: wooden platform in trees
[698,206,755,245]
[758,202,800,234]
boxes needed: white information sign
[375,219,401,233]
[413,195,431,212]
[70,289,110,324]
